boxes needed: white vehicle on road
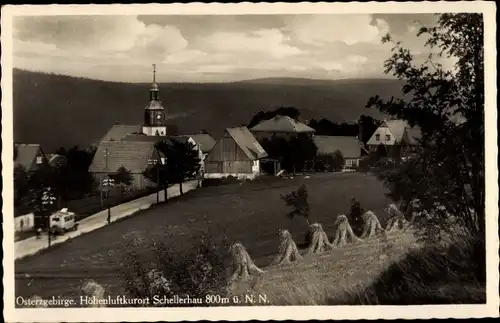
[50,208,79,235]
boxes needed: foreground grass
[16,173,391,300]
[230,230,420,305]
[16,173,484,305]
[230,233,485,305]
[346,236,486,305]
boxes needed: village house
[123,133,205,173]
[249,115,316,140]
[204,126,268,179]
[89,140,162,190]
[366,120,422,157]
[14,143,48,173]
[313,136,366,170]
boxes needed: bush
[119,233,231,306]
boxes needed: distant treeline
[14,69,398,152]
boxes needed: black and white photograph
[2,2,498,321]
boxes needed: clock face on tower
[156,112,163,124]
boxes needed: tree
[358,115,383,145]
[366,14,484,239]
[52,145,96,200]
[112,166,133,196]
[14,165,30,207]
[147,139,201,196]
[331,150,344,172]
[308,118,359,137]
[289,134,318,175]
[112,166,133,186]
[281,184,310,225]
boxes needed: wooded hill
[13,69,402,152]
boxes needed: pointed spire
[150,63,159,97]
[152,63,156,84]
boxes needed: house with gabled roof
[249,115,316,140]
[313,136,366,169]
[89,141,163,190]
[366,119,422,157]
[124,133,206,173]
[204,126,268,179]
[14,143,48,172]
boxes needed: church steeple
[150,63,160,101]
[142,64,167,136]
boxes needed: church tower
[142,64,167,136]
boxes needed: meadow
[16,173,395,302]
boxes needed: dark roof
[14,144,43,170]
[145,100,164,110]
[250,115,316,133]
[313,136,362,158]
[123,134,190,146]
[225,127,268,160]
[89,141,157,174]
[177,134,216,153]
[100,124,142,142]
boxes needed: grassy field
[16,173,399,303]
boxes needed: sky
[12,13,452,83]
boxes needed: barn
[204,126,268,179]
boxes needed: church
[89,65,213,190]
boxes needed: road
[15,180,199,260]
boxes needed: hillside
[12,69,402,152]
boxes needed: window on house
[36,156,43,164]
[386,134,391,141]
[375,134,380,141]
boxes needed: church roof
[123,134,190,145]
[225,126,268,160]
[89,141,157,174]
[250,115,316,133]
[145,100,164,110]
[313,136,362,158]
[100,124,143,142]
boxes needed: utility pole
[148,147,163,204]
[41,187,56,247]
[101,148,114,224]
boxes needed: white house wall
[15,213,35,232]
[367,126,397,146]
